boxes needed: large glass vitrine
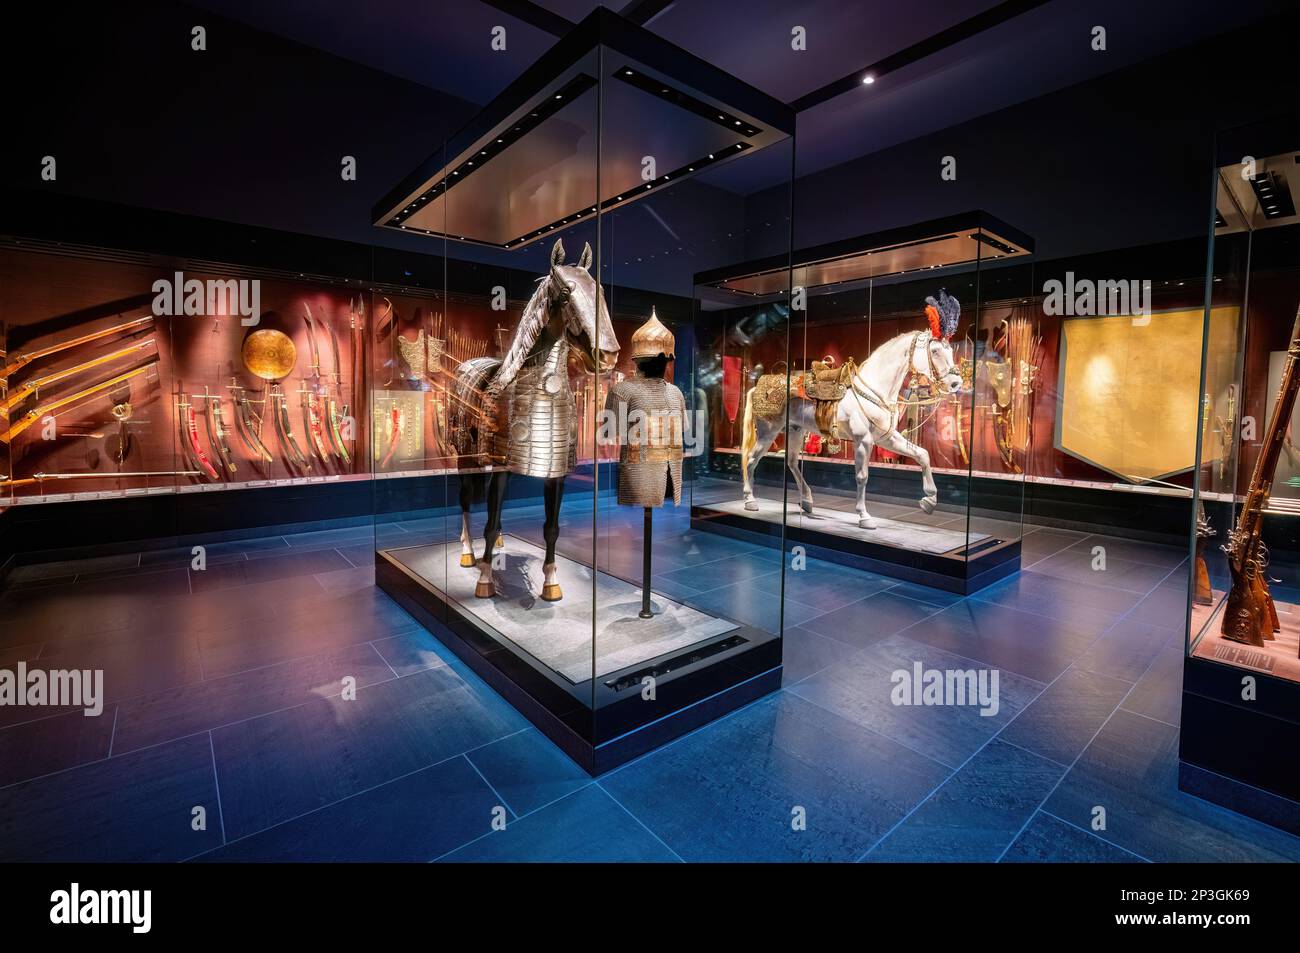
[1181,118,1300,833]
[693,213,1035,594]
[368,9,794,773]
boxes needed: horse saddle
[752,356,856,440]
[797,357,854,403]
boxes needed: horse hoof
[859,518,877,530]
[541,584,562,602]
[919,497,937,515]
[800,500,814,515]
[475,560,494,598]
[744,500,759,512]
[496,535,505,548]
[459,552,475,568]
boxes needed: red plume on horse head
[925,289,960,340]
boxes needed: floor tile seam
[1024,800,1159,863]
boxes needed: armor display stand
[605,310,687,622]
[640,507,654,619]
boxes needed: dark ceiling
[189,0,1291,185]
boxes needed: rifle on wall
[1220,303,1300,649]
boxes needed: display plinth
[691,500,1019,594]
[376,534,780,775]
[1180,596,1300,836]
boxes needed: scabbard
[182,400,219,480]
[380,407,403,468]
[273,386,311,470]
[325,396,350,464]
[234,393,273,463]
[204,391,237,474]
[301,391,330,463]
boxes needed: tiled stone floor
[2,483,1299,862]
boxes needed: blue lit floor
[1,485,1298,862]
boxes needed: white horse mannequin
[740,301,963,530]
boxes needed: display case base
[1180,600,1300,834]
[690,501,1020,594]
[375,539,782,775]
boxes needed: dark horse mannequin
[452,239,619,600]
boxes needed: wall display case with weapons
[0,243,367,503]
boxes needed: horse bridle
[909,330,956,385]
[849,331,955,437]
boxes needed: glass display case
[368,8,795,773]
[0,240,368,506]
[693,213,1035,593]
[1181,117,1300,833]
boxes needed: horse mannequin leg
[540,477,565,601]
[743,415,784,511]
[786,421,815,515]
[476,472,509,597]
[458,478,476,568]
[853,435,877,529]
[838,395,879,530]
[740,387,759,509]
[877,428,938,514]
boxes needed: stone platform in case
[376,533,779,774]
[388,535,738,683]
[692,497,1020,594]
[700,497,987,554]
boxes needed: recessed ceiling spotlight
[862,74,875,85]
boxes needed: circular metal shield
[242,329,297,381]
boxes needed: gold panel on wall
[1055,307,1238,482]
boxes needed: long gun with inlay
[4,338,156,413]
[2,360,158,443]
[2,316,153,380]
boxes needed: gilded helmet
[629,307,675,362]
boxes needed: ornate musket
[1221,304,1300,647]
[1,316,153,380]
[3,338,156,412]
[2,360,158,442]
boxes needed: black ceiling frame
[373,7,794,246]
[478,0,1053,114]
[790,0,1054,112]
[693,210,1036,293]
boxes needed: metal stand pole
[639,506,654,619]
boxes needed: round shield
[242,329,297,381]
